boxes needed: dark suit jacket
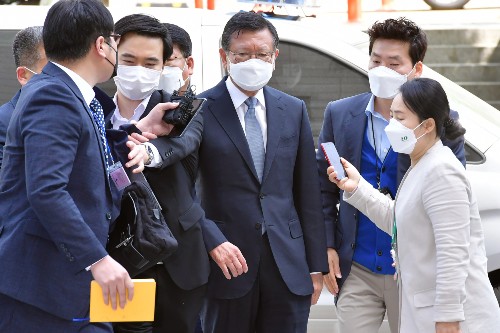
[316,92,466,291]
[0,62,116,320]
[108,90,210,290]
[0,90,20,171]
[198,78,328,299]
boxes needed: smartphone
[167,98,206,137]
[320,142,346,179]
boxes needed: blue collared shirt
[365,95,391,162]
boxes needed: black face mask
[105,41,118,79]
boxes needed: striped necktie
[244,97,265,183]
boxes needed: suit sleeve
[442,110,466,167]
[149,112,203,169]
[21,85,107,271]
[423,163,469,322]
[294,100,329,273]
[316,102,341,249]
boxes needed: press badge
[108,162,131,191]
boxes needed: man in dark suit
[317,17,465,333]
[197,12,328,333]
[109,14,209,333]
[0,26,46,170]
[0,1,149,332]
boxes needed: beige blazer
[345,141,500,333]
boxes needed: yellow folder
[89,279,156,322]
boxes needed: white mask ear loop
[414,120,428,140]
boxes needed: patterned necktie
[244,97,265,183]
[90,98,114,170]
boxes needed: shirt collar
[111,93,152,124]
[51,61,95,106]
[365,94,388,122]
[225,77,266,110]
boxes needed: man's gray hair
[12,26,44,68]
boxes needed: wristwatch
[142,144,154,166]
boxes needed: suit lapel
[207,81,260,181]
[261,87,284,184]
[342,94,371,170]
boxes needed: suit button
[255,223,261,230]
[69,256,75,262]
[382,167,386,172]
[351,242,355,249]
[105,212,112,220]
[259,193,265,199]
[377,250,383,256]
[376,266,382,271]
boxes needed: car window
[268,41,369,143]
[465,142,485,164]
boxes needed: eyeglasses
[228,50,275,63]
[107,33,121,42]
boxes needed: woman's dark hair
[399,78,465,141]
[368,17,427,66]
[115,14,173,62]
[43,0,114,62]
[221,11,279,52]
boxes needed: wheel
[423,0,470,10]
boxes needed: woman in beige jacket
[327,78,500,333]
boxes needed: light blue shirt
[365,95,391,162]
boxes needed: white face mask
[228,58,273,92]
[384,118,427,154]
[158,64,188,94]
[114,65,161,101]
[368,65,415,99]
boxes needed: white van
[0,6,498,332]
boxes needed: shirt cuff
[85,256,106,271]
[143,142,162,168]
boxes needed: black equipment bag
[107,173,178,277]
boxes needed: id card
[108,162,131,191]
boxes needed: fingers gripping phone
[321,142,346,179]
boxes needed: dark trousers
[114,265,207,333]
[0,292,112,333]
[201,234,311,333]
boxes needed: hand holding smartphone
[321,142,346,179]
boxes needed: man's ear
[186,56,194,76]
[16,67,30,86]
[95,36,107,59]
[414,61,423,78]
[219,48,228,73]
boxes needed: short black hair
[13,26,43,68]
[399,78,465,140]
[368,17,427,65]
[221,11,279,52]
[43,0,114,62]
[164,23,192,58]
[115,14,173,62]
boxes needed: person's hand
[90,255,134,310]
[323,248,342,296]
[135,102,177,136]
[310,273,323,305]
[327,158,360,192]
[209,242,248,280]
[124,141,147,173]
[436,321,461,333]
[127,132,157,145]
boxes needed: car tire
[423,0,470,10]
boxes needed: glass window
[268,41,369,143]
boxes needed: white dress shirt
[225,78,267,151]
